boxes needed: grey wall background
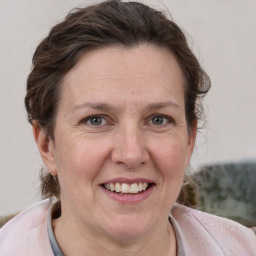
[0,0,256,215]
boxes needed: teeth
[121,183,130,193]
[110,183,115,191]
[104,182,149,194]
[130,183,138,193]
[115,183,121,192]
[142,183,148,191]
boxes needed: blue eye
[150,115,168,125]
[87,116,106,126]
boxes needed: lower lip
[101,185,154,204]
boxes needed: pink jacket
[0,199,255,255]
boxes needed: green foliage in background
[194,162,256,227]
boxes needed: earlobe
[32,121,57,176]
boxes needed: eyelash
[80,114,175,127]
[147,114,174,126]
[81,115,108,126]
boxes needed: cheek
[54,138,106,204]
[151,138,188,210]
[54,136,110,181]
[152,136,188,174]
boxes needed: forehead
[60,44,185,110]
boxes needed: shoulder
[171,204,256,255]
[0,199,54,256]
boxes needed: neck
[53,214,176,256]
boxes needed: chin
[101,214,153,241]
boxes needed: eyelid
[79,113,175,127]
[80,114,108,125]
[147,114,175,125]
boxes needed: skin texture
[33,44,197,256]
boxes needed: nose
[111,125,149,169]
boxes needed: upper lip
[101,177,155,185]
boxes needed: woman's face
[40,45,196,240]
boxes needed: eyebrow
[145,102,181,111]
[71,101,181,113]
[72,102,112,112]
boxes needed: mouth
[101,182,154,195]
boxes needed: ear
[186,120,197,165]
[33,121,57,176]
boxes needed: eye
[149,115,170,126]
[84,115,107,126]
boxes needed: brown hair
[25,0,210,203]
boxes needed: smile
[102,182,151,194]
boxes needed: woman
[0,0,255,255]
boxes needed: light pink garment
[171,204,256,255]
[0,199,255,255]
[0,200,53,256]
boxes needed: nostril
[115,160,146,170]
[111,134,150,169]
